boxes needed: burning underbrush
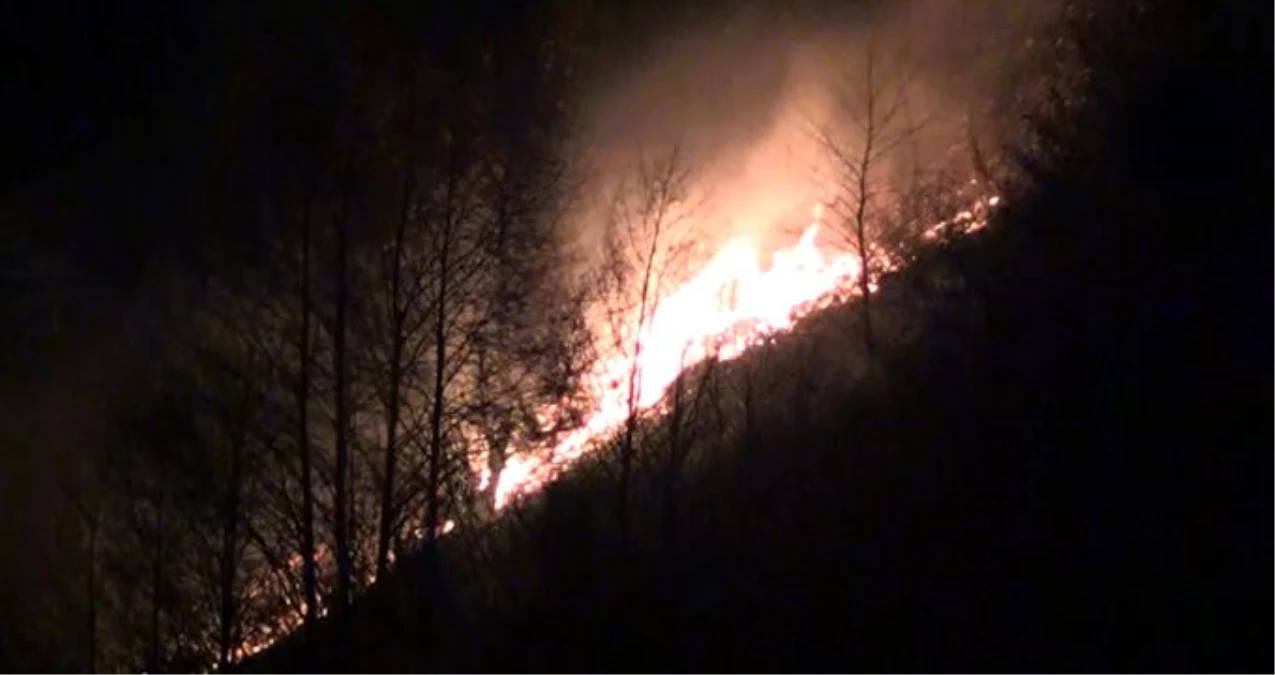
[236,189,1000,669]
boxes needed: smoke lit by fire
[230,187,998,663]
[492,202,853,507]
[224,0,1041,662]
[491,191,998,508]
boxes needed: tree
[329,165,355,626]
[596,146,698,541]
[295,191,321,641]
[370,152,419,578]
[657,345,723,548]
[816,33,930,356]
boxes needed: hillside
[238,3,1271,668]
[244,188,1268,672]
[0,0,1265,671]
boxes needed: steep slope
[241,2,1270,670]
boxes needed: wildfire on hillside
[231,192,1000,665]
[491,192,999,508]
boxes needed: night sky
[2,4,213,321]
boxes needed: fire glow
[489,192,999,508]
[232,193,999,664]
[489,201,863,507]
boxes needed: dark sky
[0,0,299,605]
[0,0,641,288]
[2,0,217,283]
[0,0,664,376]
[5,1,217,182]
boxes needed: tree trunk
[619,203,664,541]
[660,374,686,547]
[332,174,354,621]
[856,218,875,356]
[420,157,454,656]
[425,189,451,549]
[86,514,97,673]
[855,97,877,358]
[377,166,412,580]
[298,194,320,638]
[218,412,245,670]
[147,497,164,674]
[743,357,758,454]
[618,410,636,541]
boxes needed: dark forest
[0,0,1269,671]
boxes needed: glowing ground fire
[231,193,999,664]
[489,201,864,508]
[490,194,1000,507]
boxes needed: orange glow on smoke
[491,191,999,507]
[493,201,863,508]
[232,193,998,665]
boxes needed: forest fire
[227,191,999,666]
[222,193,987,668]
[14,0,1257,668]
[219,14,1014,658]
[491,193,999,508]
[491,203,856,507]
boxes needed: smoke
[564,0,1061,261]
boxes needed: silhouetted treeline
[240,1,1268,671]
[1,0,1268,672]
[2,0,603,670]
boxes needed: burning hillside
[490,194,998,508]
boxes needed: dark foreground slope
[244,2,1270,671]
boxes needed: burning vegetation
[66,4,1020,655]
[1,0,1267,672]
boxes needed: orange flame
[493,202,866,507]
[230,193,998,665]
[493,193,999,507]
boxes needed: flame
[229,193,999,666]
[493,193,1000,507]
[494,203,858,507]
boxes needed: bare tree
[816,34,929,356]
[369,164,405,579]
[597,146,698,541]
[291,193,321,632]
[202,384,251,671]
[104,394,195,672]
[328,166,356,626]
[85,505,100,672]
[468,132,593,517]
[658,345,723,548]
[295,193,321,637]
[60,458,107,673]
[424,139,465,555]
